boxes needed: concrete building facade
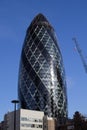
[3,109,44,130]
[0,109,74,130]
[43,116,57,130]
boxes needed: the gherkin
[18,13,68,124]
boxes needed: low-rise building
[3,109,44,130]
[0,109,70,130]
[43,116,57,130]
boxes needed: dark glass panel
[34,36,40,46]
[29,38,33,47]
[35,27,39,34]
[35,90,40,103]
[27,50,32,59]
[29,68,36,80]
[38,42,44,51]
[30,55,36,65]
[42,49,51,63]
[30,99,37,109]
[24,45,29,54]
[34,61,40,72]
[38,82,45,94]
[30,83,36,95]
[34,75,41,87]
[34,48,40,58]
[38,55,44,64]
[32,32,36,40]
[31,43,36,52]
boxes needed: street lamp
[11,100,19,130]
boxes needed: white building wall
[4,109,44,130]
[20,109,44,130]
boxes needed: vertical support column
[11,100,19,130]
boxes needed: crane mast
[72,37,87,73]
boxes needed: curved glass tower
[18,13,68,124]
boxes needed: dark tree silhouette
[73,111,87,130]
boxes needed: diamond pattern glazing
[18,14,68,124]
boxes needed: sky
[0,0,87,121]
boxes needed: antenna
[72,37,87,73]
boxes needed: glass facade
[18,14,68,124]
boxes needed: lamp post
[11,100,19,130]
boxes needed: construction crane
[72,37,87,73]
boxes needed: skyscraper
[18,13,68,124]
